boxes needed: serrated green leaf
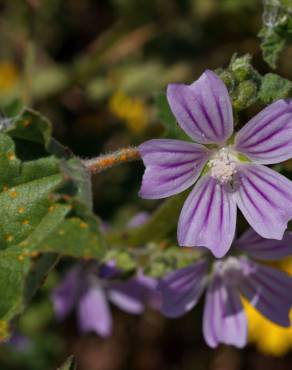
[49,138,93,209]
[0,108,104,323]
[6,108,52,147]
[259,26,286,68]
[259,2,292,68]
[35,201,104,258]
[259,73,292,103]
[0,172,63,249]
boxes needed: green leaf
[0,247,30,320]
[217,55,262,112]
[232,80,258,110]
[155,92,189,140]
[0,108,104,323]
[0,171,63,250]
[57,356,76,370]
[6,108,52,147]
[49,137,93,209]
[259,73,292,103]
[34,202,104,259]
[259,2,292,68]
[24,253,59,304]
[1,98,24,117]
[259,27,285,69]
[107,191,188,247]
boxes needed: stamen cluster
[208,147,237,184]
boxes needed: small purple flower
[158,229,292,348]
[52,263,160,338]
[127,211,149,228]
[8,333,32,352]
[139,70,292,257]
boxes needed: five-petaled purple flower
[139,70,292,257]
[158,229,292,348]
[52,261,160,337]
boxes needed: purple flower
[52,263,160,338]
[8,333,32,352]
[139,70,292,257]
[127,211,149,228]
[158,229,292,348]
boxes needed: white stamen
[208,147,237,184]
[213,256,244,285]
[214,256,242,276]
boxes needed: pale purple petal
[9,333,32,352]
[78,287,112,337]
[235,100,292,164]
[178,175,237,257]
[52,266,82,320]
[236,228,292,260]
[108,273,159,314]
[239,260,292,327]
[234,164,292,240]
[138,139,210,199]
[134,271,161,310]
[203,275,247,348]
[158,259,207,318]
[127,212,149,228]
[167,70,233,144]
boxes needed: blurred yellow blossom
[0,320,9,342]
[0,62,19,94]
[244,257,292,357]
[244,301,292,356]
[108,91,148,133]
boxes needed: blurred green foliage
[260,0,292,68]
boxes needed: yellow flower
[244,300,292,356]
[244,257,292,357]
[0,320,9,342]
[0,62,19,93]
[108,91,148,133]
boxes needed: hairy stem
[83,147,141,173]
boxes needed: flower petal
[127,212,149,228]
[203,275,247,348]
[78,287,112,337]
[234,164,292,240]
[157,259,208,318]
[236,228,292,260]
[108,273,159,314]
[138,139,210,199]
[239,261,292,327]
[99,260,119,279]
[167,70,233,144]
[235,100,292,164]
[51,266,82,320]
[178,175,237,257]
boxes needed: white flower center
[213,256,244,284]
[208,147,237,184]
[214,256,242,276]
